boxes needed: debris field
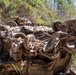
[0,17,76,75]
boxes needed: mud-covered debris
[0,18,76,75]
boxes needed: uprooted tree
[0,17,76,75]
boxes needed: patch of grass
[12,63,22,75]
[71,53,76,68]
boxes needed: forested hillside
[0,0,76,26]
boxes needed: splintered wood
[0,17,76,75]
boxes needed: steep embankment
[0,0,58,26]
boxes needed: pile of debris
[0,17,76,75]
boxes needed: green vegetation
[72,53,76,67]
[0,0,76,26]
